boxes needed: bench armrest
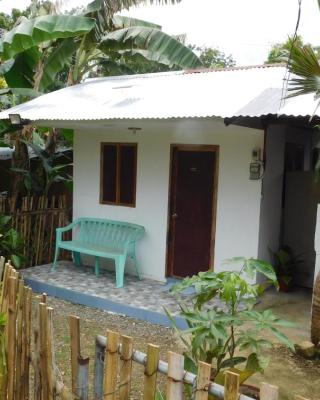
[56,219,81,243]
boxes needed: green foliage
[0,215,24,268]
[270,246,304,283]
[189,45,236,68]
[265,36,304,64]
[0,15,95,60]
[11,141,72,196]
[287,41,320,98]
[167,258,294,383]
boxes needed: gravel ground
[41,291,320,400]
[45,295,182,399]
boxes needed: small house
[1,64,319,288]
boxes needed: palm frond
[287,42,320,98]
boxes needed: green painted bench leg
[95,257,100,276]
[52,246,60,271]
[115,256,126,288]
[132,253,142,280]
[73,251,82,267]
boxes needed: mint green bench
[52,218,145,288]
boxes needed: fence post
[143,344,160,400]
[0,257,4,280]
[195,361,211,400]
[7,276,18,400]
[77,357,90,400]
[119,335,133,400]
[21,286,32,400]
[94,336,105,400]
[260,382,279,400]
[166,351,184,400]
[103,330,120,400]
[39,302,49,400]
[69,315,81,398]
[224,371,239,400]
[14,279,24,400]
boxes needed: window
[100,143,137,207]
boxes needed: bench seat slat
[59,241,125,257]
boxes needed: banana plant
[0,0,201,93]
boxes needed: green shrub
[0,214,24,268]
[166,257,294,385]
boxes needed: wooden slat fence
[0,196,70,266]
[0,256,313,400]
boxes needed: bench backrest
[75,218,145,250]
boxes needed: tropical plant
[0,0,201,94]
[270,245,304,291]
[166,258,294,388]
[0,215,24,268]
[0,313,7,396]
[265,36,305,65]
[189,45,236,68]
[11,141,72,196]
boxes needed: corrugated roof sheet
[0,64,314,124]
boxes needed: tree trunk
[311,270,320,345]
[10,126,33,198]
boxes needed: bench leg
[52,246,60,271]
[73,251,82,267]
[95,257,100,276]
[131,253,142,281]
[115,256,126,288]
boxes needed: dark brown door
[168,146,218,278]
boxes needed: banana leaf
[0,15,95,60]
[100,27,202,69]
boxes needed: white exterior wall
[73,118,263,282]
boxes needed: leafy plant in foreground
[0,214,24,268]
[167,258,294,386]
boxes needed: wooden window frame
[100,142,137,207]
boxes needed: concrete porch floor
[21,261,210,327]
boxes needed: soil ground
[45,287,319,400]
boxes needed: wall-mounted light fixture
[9,113,31,127]
[128,127,142,135]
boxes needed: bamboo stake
[294,396,310,400]
[260,382,279,400]
[0,263,12,313]
[166,351,184,400]
[0,321,7,400]
[41,293,47,304]
[143,344,160,400]
[119,335,133,400]
[39,303,49,400]
[94,336,105,400]
[14,279,24,400]
[77,357,90,400]
[7,276,18,400]
[46,307,55,400]
[195,361,211,400]
[33,296,41,400]
[103,330,119,400]
[69,315,81,398]
[0,257,5,281]
[21,286,32,400]
[224,371,239,400]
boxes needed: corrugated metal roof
[0,64,312,125]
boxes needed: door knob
[172,213,178,219]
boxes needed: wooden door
[167,145,218,278]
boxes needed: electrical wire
[280,0,302,109]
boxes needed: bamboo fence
[0,195,70,266]
[0,256,312,400]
